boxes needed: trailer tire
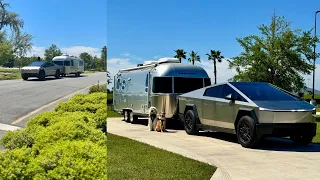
[123,110,130,122]
[130,113,138,124]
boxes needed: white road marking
[11,81,106,125]
[0,123,21,131]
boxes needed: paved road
[0,72,106,126]
[108,117,320,180]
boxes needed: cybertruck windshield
[27,61,45,67]
[230,82,298,101]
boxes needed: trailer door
[145,72,151,113]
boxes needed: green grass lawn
[84,71,96,74]
[0,73,21,80]
[107,105,122,117]
[0,68,20,73]
[107,133,216,180]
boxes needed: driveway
[107,117,320,180]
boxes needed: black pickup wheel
[184,110,198,135]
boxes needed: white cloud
[26,46,46,58]
[107,57,137,79]
[61,46,101,57]
[26,46,101,58]
[195,58,237,84]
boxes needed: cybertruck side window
[204,85,223,97]
[220,84,247,102]
[204,78,211,87]
[174,77,204,93]
[153,77,172,93]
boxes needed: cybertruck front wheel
[184,110,198,135]
[236,115,261,148]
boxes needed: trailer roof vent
[143,61,158,65]
[158,57,180,64]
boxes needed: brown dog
[154,112,167,132]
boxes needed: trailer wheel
[130,114,138,124]
[123,110,130,122]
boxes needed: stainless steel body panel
[113,61,210,118]
[178,82,316,135]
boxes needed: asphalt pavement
[0,72,106,126]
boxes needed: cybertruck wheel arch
[184,104,200,124]
[234,108,259,130]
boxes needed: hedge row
[0,92,107,179]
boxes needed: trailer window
[64,61,70,66]
[116,79,121,89]
[79,61,83,66]
[53,61,63,66]
[145,74,148,87]
[153,77,172,93]
[71,60,74,66]
[174,77,204,93]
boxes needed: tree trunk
[179,58,181,63]
[192,60,194,65]
[214,59,217,84]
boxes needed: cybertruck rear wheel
[184,110,198,135]
[236,116,261,148]
[55,70,60,79]
[290,134,313,145]
[38,70,46,81]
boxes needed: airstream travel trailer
[52,55,84,76]
[113,57,211,123]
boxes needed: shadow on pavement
[198,131,320,152]
[123,118,320,152]
[26,77,61,81]
[62,75,88,78]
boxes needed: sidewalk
[108,117,320,180]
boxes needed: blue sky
[107,0,320,89]
[8,0,106,57]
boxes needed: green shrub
[0,147,34,179]
[0,129,34,150]
[27,140,107,180]
[68,94,87,105]
[54,101,86,113]
[89,84,106,94]
[0,141,107,180]
[33,120,107,151]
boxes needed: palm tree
[0,0,24,33]
[206,50,224,84]
[174,49,187,63]
[188,51,201,65]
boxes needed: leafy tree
[44,44,62,61]
[0,0,24,34]
[0,41,12,66]
[206,50,224,84]
[188,51,201,65]
[174,49,187,63]
[80,52,93,70]
[101,46,106,71]
[10,31,33,68]
[228,12,319,92]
